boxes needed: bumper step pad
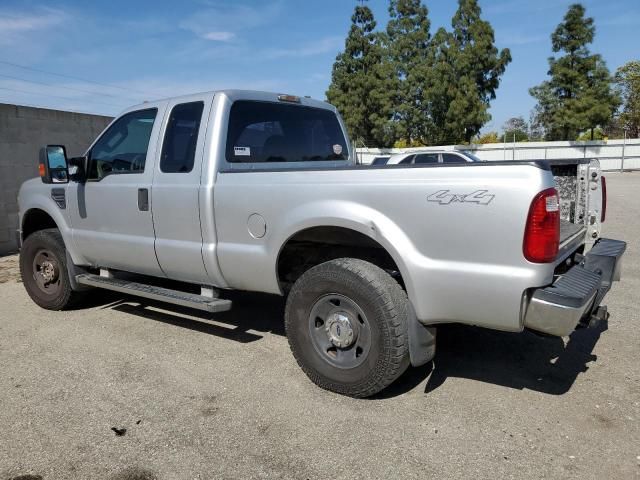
[533,267,601,309]
[524,238,626,336]
[583,238,626,305]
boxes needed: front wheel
[19,228,83,310]
[285,258,410,398]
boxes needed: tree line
[327,1,640,147]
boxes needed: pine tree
[326,1,396,147]
[422,27,456,145]
[529,4,619,140]
[426,0,511,144]
[386,0,431,144]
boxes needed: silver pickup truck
[17,90,625,397]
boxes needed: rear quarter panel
[214,163,557,332]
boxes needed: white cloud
[180,1,283,42]
[0,8,65,32]
[202,31,236,42]
[264,36,343,59]
[0,7,67,45]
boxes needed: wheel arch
[21,208,59,241]
[19,199,86,266]
[275,222,413,299]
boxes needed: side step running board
[75,273,232,313]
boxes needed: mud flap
[408,303,436,367]
[66,251,91,292]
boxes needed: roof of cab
[126,89,335,115]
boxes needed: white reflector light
[545,195,559,212]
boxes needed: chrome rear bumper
[524,238,626,337]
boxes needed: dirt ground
[0,254,20,284]
[0,172,638,480]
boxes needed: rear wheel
[19,228,82,310]
[285,258,410,398]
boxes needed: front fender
[18,180,87,266]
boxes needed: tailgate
[549,159,604,261]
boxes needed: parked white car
[384,150,483,165]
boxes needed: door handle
[138,188,149,211]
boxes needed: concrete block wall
[0,103,113,254]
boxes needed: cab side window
[160,102,205,173]
[88,109,157,181]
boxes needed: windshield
[226,101,348,163]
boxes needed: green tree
[529,4,619,140]
[326,1,396,147]
[614,60,640,138]
[475,131,500,144]
[577,127,605,141]
[500,116,529,142]
[386,0,431,144]
[528,110,548,141]
[427,0,511,144]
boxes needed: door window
[398,155,415,164]
[441,153,466,164]
[88,109,157,180]
[414,153,439,164]
[160,102,205,173]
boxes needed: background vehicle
[17,90,625,397]
[383,150,483,165]
[370,155,391,165]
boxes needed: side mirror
[39,145,69,184]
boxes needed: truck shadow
[94,290,286,344]
[89,290,606,398]
[379,320,607,398]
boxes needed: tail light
[600,175,607,222]
[523,188,560,263]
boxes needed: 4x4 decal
[427,189,495,205]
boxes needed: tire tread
[285,258,410,398]
[19,228,82,310]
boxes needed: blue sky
[0,0,637,134]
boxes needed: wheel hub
[40,260,56,283]
[308,293,371,369]
[325,312,356,348]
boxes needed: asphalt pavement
[1,172,638,480]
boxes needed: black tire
[19,228,83,310]
[285,258,410,398]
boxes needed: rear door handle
[138,188,149,211]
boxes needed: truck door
[151,95,212,284]
[67,106,166,276]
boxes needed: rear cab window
[160,102,204,173]
[225,101,348,165]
